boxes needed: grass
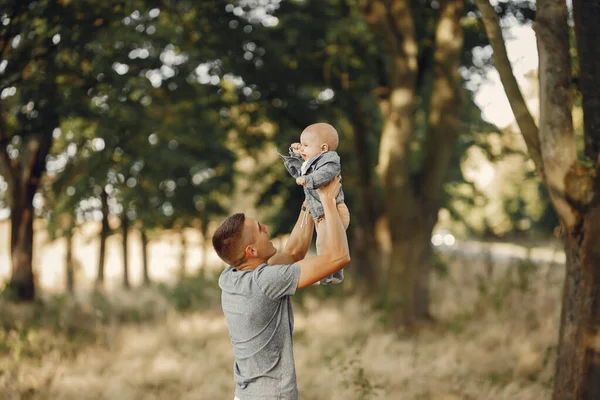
[0,249,564,400]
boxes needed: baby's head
[299,123,339,160]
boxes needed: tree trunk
[65,227,74,294]
[385,219,434,325]
[361,0,465,327]
[141,229,150,286]
[572,0,600,161]
[179,229,187,279]
[8,176,36,300]
[475,0,544,178]
[475,0,600,397]
[552,1,600,398]
[348,94,380,294]
[413,0,464,318]
[201,221,209,270]
[361,0,421,328]
[121,214,130,289]
[553,205,600,400]
[4,127,55,301]
[535,0,577,229]
[96,188,109,288]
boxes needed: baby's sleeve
[277,150,303,178]
[303,153,341,190]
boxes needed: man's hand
[296,176,306,186]
[291,142,302,154]
[316,174,341,201]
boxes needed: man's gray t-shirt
[219,263,301,400]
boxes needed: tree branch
[420,0,464,210]
[360,0,420,219]
[359,0,401,58]
[0,102,14,184]
[535,0,577,230]
[22,127,56,187]
[475,0,544,180]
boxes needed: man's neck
[236,258,266,271]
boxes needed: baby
[278,123,350,285]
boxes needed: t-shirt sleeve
[253,263,301,300]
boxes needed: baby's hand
[296,177,306,186]
[291,143,302,154]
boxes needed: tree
[220,0,495,323]
[476,0,600,398]
[356,0,465,324]
[0,1,134,300]
[18,0,239,293]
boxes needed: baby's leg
[336,203,351,230]
[316,203,350,285]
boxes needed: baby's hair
[305,123,339,151]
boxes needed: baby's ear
[321,143,329,152]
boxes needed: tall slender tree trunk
[201,221,209,270]
[140,229,150,286]
[475,0,543,178]
[8,175,36,300]
[0,80,57,300]
[96,188,109,288]
[179,229,187,279]
[121,214,130,289]
[65,226,74,294]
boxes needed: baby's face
[299,130,324,160]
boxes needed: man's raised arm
[296,176,350,288]
[267,202,314,265]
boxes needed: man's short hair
[212,213,248,266]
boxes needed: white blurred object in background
[432,230,456,247]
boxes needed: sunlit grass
[0,248,563,400]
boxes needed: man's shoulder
[218,266,235,289]
[220,263,300,300]
[219,263,271,288]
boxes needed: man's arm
[296,176,350,288]
[267,203,314,265]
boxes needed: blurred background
[0,0,579,399]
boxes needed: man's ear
[244,245,257,258]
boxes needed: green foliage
[31,1,242,244]
[157,272,221,312]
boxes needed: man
[212,176,350,400]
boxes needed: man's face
[299,130,323,161]
[243,217,277,261]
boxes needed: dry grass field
[0,220,565,400]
